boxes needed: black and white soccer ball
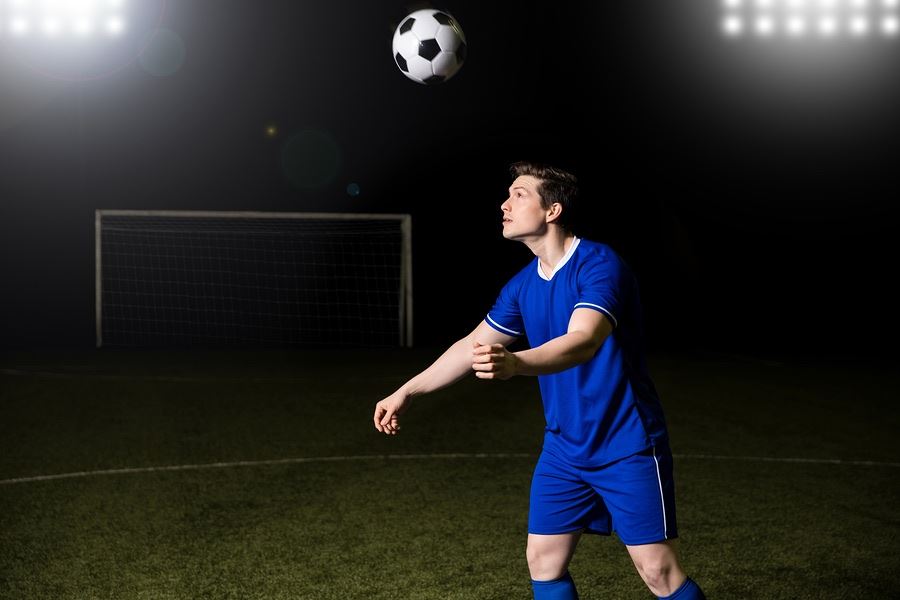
[391,9,467,85]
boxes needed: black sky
[0,0,898,356]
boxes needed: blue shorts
[527,444,678,545]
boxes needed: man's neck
[522,229,575,276]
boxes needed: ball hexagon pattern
[391,9,467,85]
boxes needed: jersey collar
[537,237,580,281]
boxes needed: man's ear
[546,202,563,224]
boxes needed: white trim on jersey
[652,446,668,539]
[485,314,523,336]
[573,302,619,328]
[537,237,581,281]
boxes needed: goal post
[95,210,413,348]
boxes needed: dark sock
[531,571,579,600]
[658,576,706,600]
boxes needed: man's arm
[373,320,518,435]
[472,308,612,379]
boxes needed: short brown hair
[509,161,578,231]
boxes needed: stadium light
[884,14,899,32]
[721,0,899,38]
[1,0,127,39]
[818,15,838,35]
[1,0,164,84]
[9,15,28,35]
[756,15,776,34]
[724,14,745,35]
[106,15,124,35]
[851,15,870,33]
[787,15,808,35]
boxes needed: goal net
[95,210,412,348]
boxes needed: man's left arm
[472,308,613,379]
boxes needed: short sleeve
[574,251,625,329]
[486,275,525,337]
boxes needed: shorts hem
[527,527,599,536]
[618,533,680,546]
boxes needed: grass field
[1,348,898,599]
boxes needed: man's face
[501,175,548,240]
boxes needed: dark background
[1,0,898,357]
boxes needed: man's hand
[373,390,411,435]
[472,339,519,380]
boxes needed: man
[373,161,706,600]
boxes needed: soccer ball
[391,9,467,85]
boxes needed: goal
[95,210,412,348]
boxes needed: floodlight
[756,15,776,34]
[2,0,128,39]
[0,0,169,83]
[73,17,93,37]
[105,16,124,35]
[10,16,28,35]
[721,0,898,38]
[818,15,838,34]
[724,15,745,35]
[42,18,61,37]
[788,16,808,35]
[851,15,870,34]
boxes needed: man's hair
[509,160,578,231]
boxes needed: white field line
[0,452,897,486]
[0,454,533,485]
[676,453,900,467]
[0,368,404,383]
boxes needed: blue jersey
[486,238,668,467]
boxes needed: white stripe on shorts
[652,446,667,539]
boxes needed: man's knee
[636,562,675,593]
[628,542,686,596]
[526,540,569,581]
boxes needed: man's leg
[626,540,705,599]
[527,531,581,600]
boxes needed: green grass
[1,348,898,599]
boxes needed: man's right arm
[373,320,519,435]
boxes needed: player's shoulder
[575,238,625,268]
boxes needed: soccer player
[373,161,706,600]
